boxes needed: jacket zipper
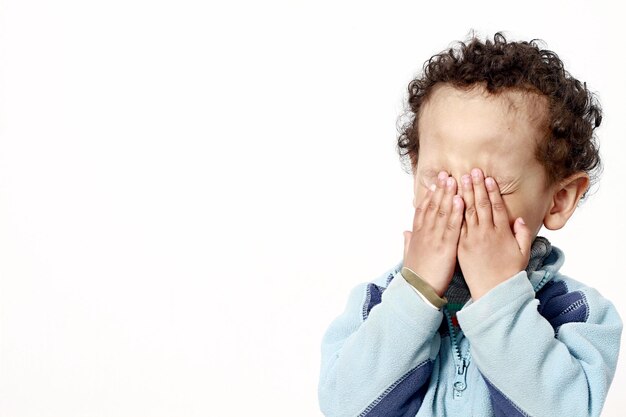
[442,271,553,400]
[532,271,552,292]
[443,307,471,399]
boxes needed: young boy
[318,32,623,417]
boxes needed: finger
[461,174,477,227]
[513,217,533,260]
[412,184,435,230]
[435,175,457,229]
[485,177,509,229]
[445,194,464,242]
[424,171,449,225]
[470,168,493,226]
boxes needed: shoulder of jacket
[373,259,403,287]
[343,260,404,321]
[539,272,622,328]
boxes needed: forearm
[319,270,444,416]
[457,272,622,417]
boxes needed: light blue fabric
[318,245,623,417]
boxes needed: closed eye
[419,170,516,195]
[481,172,517,195]
[498,187,514,195]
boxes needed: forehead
[416,83,548,175]
[419,83,548,134]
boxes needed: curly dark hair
[396,31,602,201]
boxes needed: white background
[1,0,625,416]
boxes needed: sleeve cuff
[456,270,534,336]
[401,267,448,309]
[381,268,444,329]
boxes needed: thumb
[513,217,532,258]
[403,231,412,263]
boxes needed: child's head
[397,32,602,237]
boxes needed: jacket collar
[528,244,564,292]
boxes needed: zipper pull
[453,358,468,399]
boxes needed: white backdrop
[1,0,625,416]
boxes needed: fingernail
[462,175,471,185]
[485,177,494,189]
[471,168,480,178]
[518,217,525,225]
[446,177,454,188]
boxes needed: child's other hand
[403,171,464,297]
[457,168,533,300]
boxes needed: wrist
[401,267,448,308]
[468,270,525,300]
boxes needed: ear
[543,172,590,230]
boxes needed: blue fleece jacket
[318,243,622,417]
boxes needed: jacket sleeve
[318,267,444,417]
[456,271,623,417]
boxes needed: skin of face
[412,83,556,238]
